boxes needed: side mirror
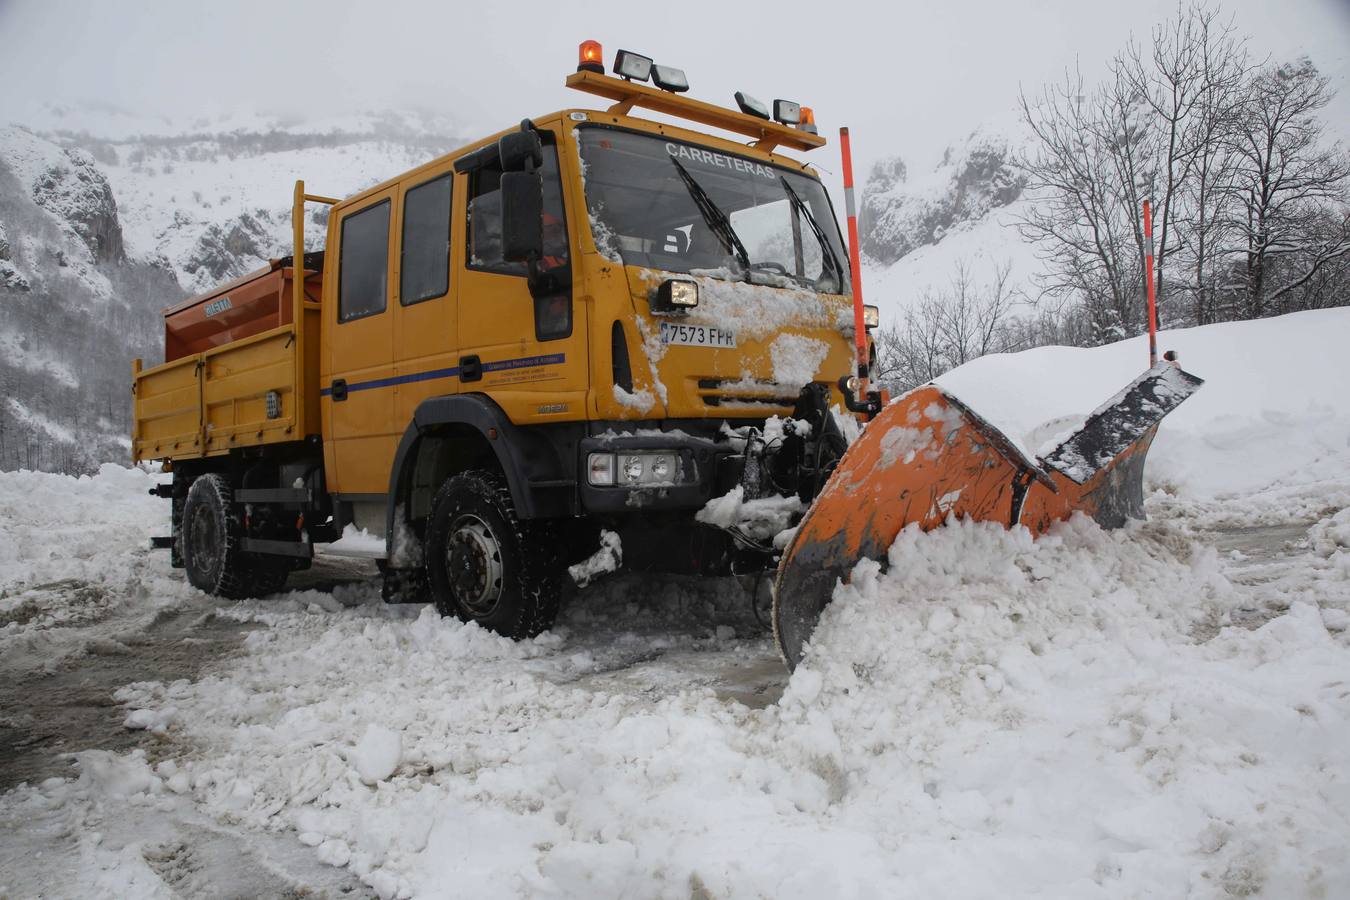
[498,130,542,173]
[500,171,543,262]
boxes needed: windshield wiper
[669,157,750,272]
[779,177,845,287]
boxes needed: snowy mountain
[858,124,1043,320]
[75,109,462,293]
[0,109,464,472]
[860,125,1028,266]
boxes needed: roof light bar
[652,64,689,93]
[613,49,653,82]
[773,99,801,126]
[577,40,604,74]
[734,91,770,120]
[563,70,827,152]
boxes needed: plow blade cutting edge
[773,361,1205,669]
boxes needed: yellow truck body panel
[132,303,320,464]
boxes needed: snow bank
[0,464,193,666]
[53,507,1349,899]
[937,307,1350,500]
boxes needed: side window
[339,199,391,323]
[467,142,568,275]
[400,173,452,305]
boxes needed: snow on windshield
[577,127,849,294]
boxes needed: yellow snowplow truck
[132,43,1202,667]
[134,46,869,634]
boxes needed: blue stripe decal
[320,353,564,397]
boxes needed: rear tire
[424,470,562,638]
[181,473,290,599]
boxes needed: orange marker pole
[839,127,868,394]
[1143,199,1158,367]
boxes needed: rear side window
[467,142,568,275]
[400,174,452,305]
[338,199,390,323]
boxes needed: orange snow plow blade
[773,362,1204,669]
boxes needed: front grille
[696,378,817,408]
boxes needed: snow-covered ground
[2,310,1349,898]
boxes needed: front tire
[181,473,289,599]
[424,471,562,638]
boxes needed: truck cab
[133,47,877,638]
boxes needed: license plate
[658,322,737,348]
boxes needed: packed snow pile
[1,309,1348,898]
[0,464,189,668]
[695,484,803,542]
[568,529,623,587]
[13,509,1346,898]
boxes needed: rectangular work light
[613,49,653,81]
[653,278,698,314]
[773,99,801,125]
[652,64,689,93]
[734,91,770,120]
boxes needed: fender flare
[385,394,573,549]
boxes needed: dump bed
[132,254,323,463]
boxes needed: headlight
[587,451,685,486]
[863,305,880,329]
[587,453,615,486]
[650,455,671,480]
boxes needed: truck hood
[614,266,857,419]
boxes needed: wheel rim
[189,502,222,575]
[446,514,504,618]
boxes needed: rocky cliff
[860,127,1027,266]
[0,110,461,473]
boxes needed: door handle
[459,356,482,382]
[330,378,348,401]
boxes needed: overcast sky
[1,0,1347,176]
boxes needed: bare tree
[1019,3,1349,336]
[872,261,1023,393]
[1018,67,1139,343]
[1121,4,1250,324]
[1228,58,1350,318]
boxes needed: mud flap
[772,362,1203,669]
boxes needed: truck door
[392,169,458,428]
[457,131,587,422]
[322,188,398,496]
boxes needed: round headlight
[623,456,644,483]
[650,455,671,480]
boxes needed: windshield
[577,127,850,294]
